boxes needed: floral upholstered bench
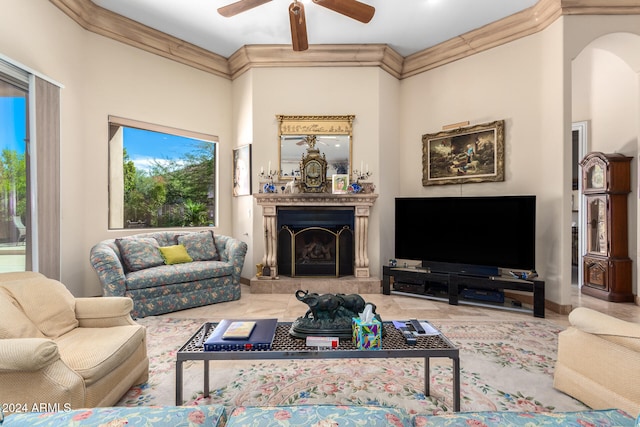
[1,405,636,426]
[0,406,227,427]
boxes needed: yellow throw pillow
[159,244,193,265]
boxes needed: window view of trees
[110,122,217,229]
[0,148,26,239]
[0,90,28,249]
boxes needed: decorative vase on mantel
[358,181,375,194]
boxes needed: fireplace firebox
[277,208,354,277]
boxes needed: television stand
[382,266,545,318]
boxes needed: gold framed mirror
[277,115,354,180]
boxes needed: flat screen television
[395,195,536,276]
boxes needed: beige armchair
[0,272,148,414]
[554,306,640,417]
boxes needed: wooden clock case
[580,151,634,302]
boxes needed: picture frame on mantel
[422,120,505,186]
[233,144,252,196]
[332,174,349,194]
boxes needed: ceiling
[91,0,539,58]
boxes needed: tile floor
[164,283,640,327]
[2,247,637,326]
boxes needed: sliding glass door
[0,75,29,272]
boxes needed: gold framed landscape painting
[422,120,505,186]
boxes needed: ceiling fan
[218,0,375,52]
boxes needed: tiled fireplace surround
[250,192,380,294]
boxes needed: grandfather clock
[580,151,634,302]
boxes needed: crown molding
[50,0,640,81]
[561,0,640,13]
[49,0,230,79]
[402,0,562,78]
[228,44,404,80]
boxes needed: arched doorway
[571,32,640,298]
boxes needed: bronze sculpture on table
[290,290,383,338]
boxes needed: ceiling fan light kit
[218,0,375,52]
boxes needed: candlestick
[352,168,372,182]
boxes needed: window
[0,75,28,272]
[0,57,61,278]
[108,116,218,229]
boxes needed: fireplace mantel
[255,193,378,278]
[254,193,378,206]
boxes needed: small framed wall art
[233,144,252,196]
[422,120,505,186]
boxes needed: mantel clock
[298,135,328,193]
[580,151,634,302]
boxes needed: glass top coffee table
[175,320,460,411]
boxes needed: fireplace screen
[277,208,354,277]
[279,226,353,277]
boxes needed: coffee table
[175,320,460,411]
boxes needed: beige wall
[1,0,233,296]
[538,18,570,306]
[376,72,402,269]
[572,30,640,298]
[565,15,640,302]
[399,20,570,303]
[2,0,640,308]
[397,16,640,306]
[235,67,391,278]
[230,71,255,277]
[232,67,400,279]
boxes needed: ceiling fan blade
[312,0,375,23]
[289,2,308,52]
[218,0,272,17]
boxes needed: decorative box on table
[352,317,382,350]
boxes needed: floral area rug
[116,317,587,414]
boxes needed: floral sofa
[90,230,247,318]
[1,405,637,426]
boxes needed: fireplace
[277,207,354,277]
[254,193,378,282]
